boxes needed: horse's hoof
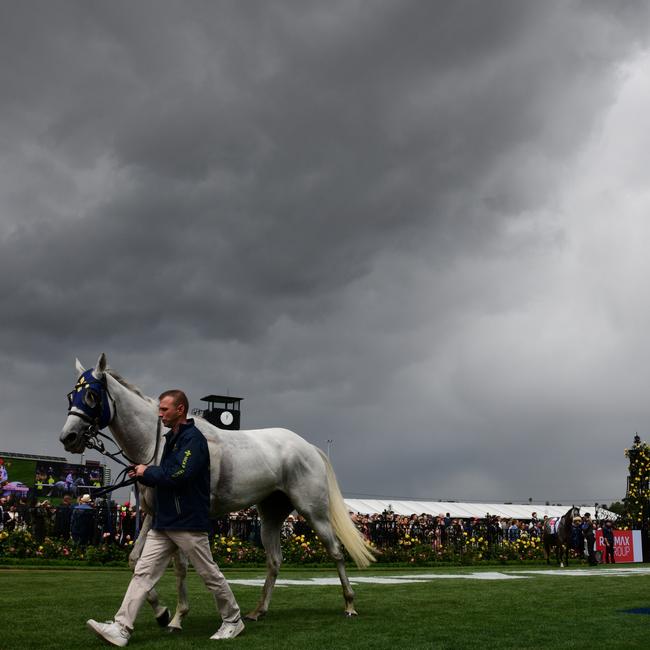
[156,608,170,627]
[244,611,264,622]
[344,610,358,617]
[166,626,182,634]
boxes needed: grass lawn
[2,565,650,649]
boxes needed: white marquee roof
[343,498,618,520]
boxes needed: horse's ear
[93,353,108,379]
[75,358,85,375]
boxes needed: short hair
[158,389,189,415]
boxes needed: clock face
[220,410,234,426]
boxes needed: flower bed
[212,534,266,565]
[0,530,133,565]
[0,528,563,567]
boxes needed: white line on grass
[228,566,650,587]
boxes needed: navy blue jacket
[139,419,211,532]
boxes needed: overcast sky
[1,1,650,507]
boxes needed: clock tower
[196,394,243,430]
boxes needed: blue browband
[66,369,113,429]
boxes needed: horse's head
[59,353,114,453]
[567,506,581,525]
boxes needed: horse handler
[87,389,244,646]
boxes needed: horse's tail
[317,448,377,569]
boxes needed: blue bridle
[66,368,161,468]
[66,369,114,430]
[65,369,161,500]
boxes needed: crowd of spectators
[352,510,542,548]
[349,509,615,562]
[0,493,615,563]
[0,493,139,547]
[274,508,615,562]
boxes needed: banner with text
[595,529,643,563]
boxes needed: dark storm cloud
[1,1,649,503]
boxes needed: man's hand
[128,464,149,478]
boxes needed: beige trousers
[114,529,240,630]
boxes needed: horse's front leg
[128,513,151,569]
[145,587,171,627]
[167,550,190,631]
[129,514,171,626]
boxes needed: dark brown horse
[543,506,580,567]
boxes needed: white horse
[60,353,375,628]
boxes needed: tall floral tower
[622,435,650,553]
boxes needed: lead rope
[85,417,162,500]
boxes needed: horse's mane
[106,369,157,405]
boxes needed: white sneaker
[86,619,131,647]
[210,618,245,640]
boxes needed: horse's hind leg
[245,492,293,621]
[312,518,357,616]
[291,493,357,616]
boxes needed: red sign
[595,529,642,563]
